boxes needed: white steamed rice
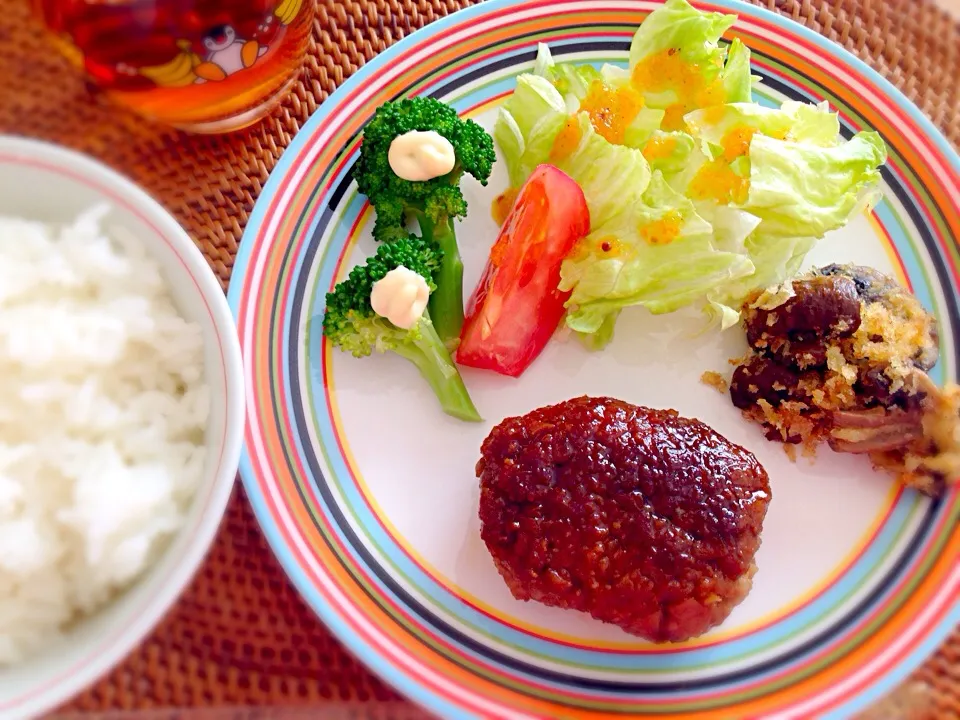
[0,206,208,664]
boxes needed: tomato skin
[456,164,590,377]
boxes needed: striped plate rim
[229,1,960,717]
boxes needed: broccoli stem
[393,314,481,422]
[419,216,464,349]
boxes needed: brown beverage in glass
[32,0,314,133]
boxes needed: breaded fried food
[730,264,959,495]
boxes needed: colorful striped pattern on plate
[228,1,960,717]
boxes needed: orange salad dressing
[642,134,678,162]
[640,209,684,246]
[578,80,645,145]
[550,115,583,162]
[689,158,749,204]
[631,48,726,132]
[721,126,758,162]
[491,186,519,226]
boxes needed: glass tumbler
[32,0,315,133]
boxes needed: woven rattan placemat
[0,0,955,716]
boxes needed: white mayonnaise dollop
[370,266,430,330]
[388,130,456,182]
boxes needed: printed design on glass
[124,0,304,88]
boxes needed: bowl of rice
[0,136,244,718]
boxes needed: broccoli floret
[355,97,497,347]
[322,236,481,422]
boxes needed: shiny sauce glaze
[477,396,771,643]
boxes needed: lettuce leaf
[599,63,631,89]
[638,130,698,180]
[493,74,567,187]
[532,43,601,111]
[560,172,754,339]
[495,102,652,229]
[681,103,883,237]
[722,39,754,103]
[684,100,840,150]
[694,201,762,255]
[531,44,666,148]
[553,113,652,227]
[623,109,668,149]
[626,0,758,128]
[740,131,887,237]
[628,0,736,80]
[489,0,887,346]
[706,233,818,328]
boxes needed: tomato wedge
[456,164,590,377]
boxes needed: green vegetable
[643,130,697,179]
[684,100,841,151]
[599,63,631,88]
[322,236,481,422]
[623,109,668,149]
[722,39,755,104]
[498,91,652,228]
[493,74,568,188]
[491,0,887,347]
[694,201,762,255]
[556,113,652,228]
[627,0,735,101]
[560,172,754,335]
[674,119,884,324]
[354,97,497,347]
[533,44,601,110]
[707,233,817,328]
[628,0,735,70]
[737,131,887,237]
[525,45,665,151]
[531,44,665,149]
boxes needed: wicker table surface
[0,0,955,716]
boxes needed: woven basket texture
[0,0,954,715]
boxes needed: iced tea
[33,0,315,133]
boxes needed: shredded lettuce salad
[493,0,887,347]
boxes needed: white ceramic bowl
[0,136,245,719]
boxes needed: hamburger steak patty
[477,396,772,643]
